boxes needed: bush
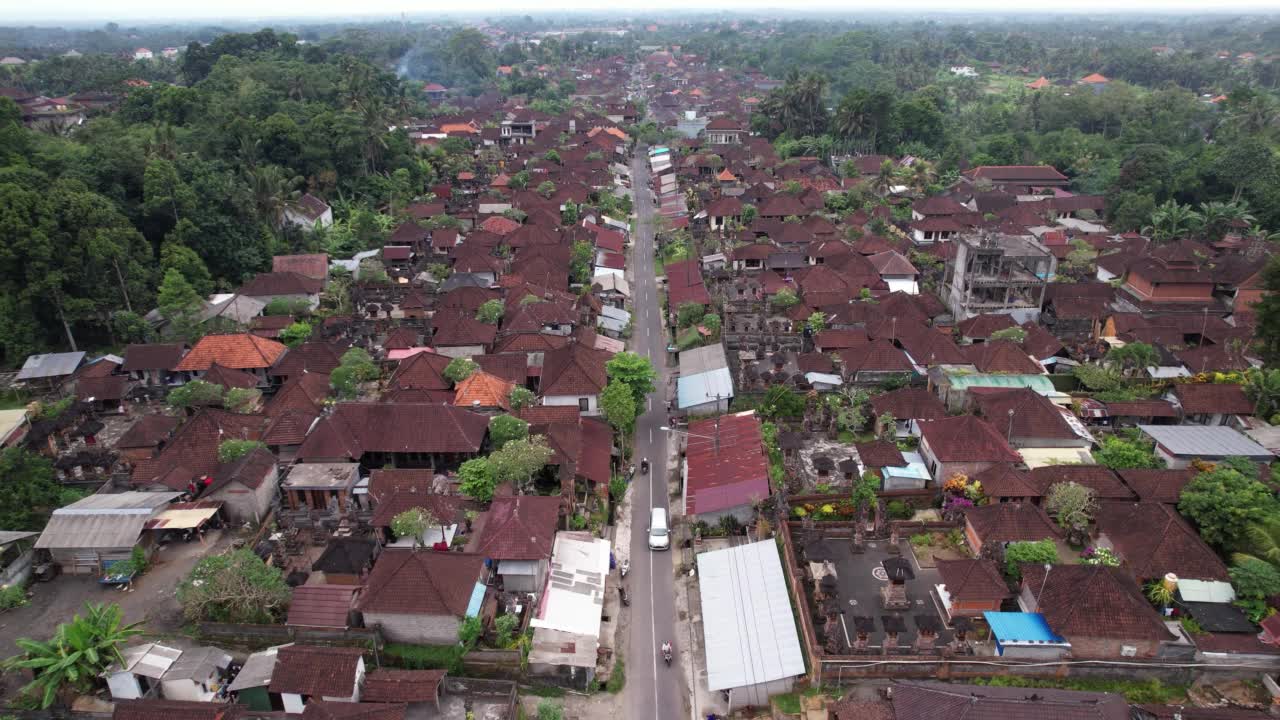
[609,475,627,501]
[537,700,564,720]
[606,656,625,693]
[458,615,482,650]
[494,613,519,647]
[0,583,28,611]
[886,500,913,520]
[178,549,290,624]
[1004,539,1059,579]
[383,643,464,675]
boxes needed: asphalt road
[624,146,684,720]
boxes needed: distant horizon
[5,1,1280,27]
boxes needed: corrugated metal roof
[677,368,734,410]
[697,540,804,691]
[679,343,729,376]
[287,585,357,629]
[226,646,279,692]
[1139,425,1273,458]
[0,530,37,546]
[983,611,1066,644]
[945,373,1055,394]
[530,533,610,638]
[163,645,231,681]
[15,351,85,380]
[1177,579,1236,604]
[36,491,179,550]
[113,643,182,679]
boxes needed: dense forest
[0,15,1278,367]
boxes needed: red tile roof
[269,645,366,696]
[361,669,446,703]
[175,334,286,372]
[937,559,1011,602]
[870,387,946,422]
[454,371,514,410]
[202,363,259,390]
[301,702,405,720]
[965,502,1061,545]
[1116,469,1194,504]
[539,343,610,396]
[971,463,1042,499]
[387,351,452,394]
[972,388,1078,442]
[1174,383,1254,416]
[273,253,329,280]
[1022,564,1175,643]
[1095,501,1228,581]
[962,341,1044,375]
[113,700,246,720]
[357,550,482,616]
[474,495,561,560]
[685,411,770,515]
[838,340,915,375]
[287,584,358,629]
[921,415,1020,463]
[481,215,522,236]
[131,409,265,489]
[122,343,186,372]
[854,440,905,469]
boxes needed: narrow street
[624,146,685,720]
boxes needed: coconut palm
[1244,367,1280,420]
[872,159,900,196]
[247,164,303,234]
[1198,200,1255,242]
[1142,200,1202,243]
[5,603,142,708]
[909,160,938,194]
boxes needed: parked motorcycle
[619,585,630,607]
[620,558,630,579]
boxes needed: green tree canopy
[1180,459,1279,549]
[177,549,290,624]
[605,351,657,408]
[489,414,529,450]
[443,356,479,384]
[458,457,498,503]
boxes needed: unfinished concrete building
[944,232,1056,323]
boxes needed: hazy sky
[7,0,1280,24]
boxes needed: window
[578,397,590,411]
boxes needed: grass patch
[606,656,625,693]
[524,684,566,698]
[970,675,1186,704]
[773,692,801,714]
[382,643,464,675]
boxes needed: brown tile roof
[116,414,180,450]
[371,490,471,529]
[1030,465,1134,500]
[175,334,286,372]
[273,253,329,280]
[540,343,610,396]
[383,326,420,350]
[1174,383,1254,416]
[312,538,377,576]
[113,700,247,720]
[870,387,946,422]
[287,584,358,629]
[296,403,488,461]
[889,681,1128,720]
[962,341,1044,374]
[1020,322,1066,359]
[829,699,895,720]
[431,308,497,348]
[271,341,346,380]
[1095,501,1229,581]
[921,415,1020,463]
[972,463,1042,499]
[131,409,265,490]
[957,313,1017,339]
[75,375,128,402]
[357,550,483,616]
[1103,399,1179,418]
[473,353,529,385]
[515,406,581,425]
[238,271,323,297]
[965,502,1061,545]
[267,372,330,418]
[972,388,1078,441]
[269,645,366,696]
[1117,469,1194,504]
[262,409,320,447]
[202,363,259,390]
[361,669,447,704]
[1022,564,1176,643]
[209,447,275,493]
[301,702,405,720]
[854,441,905,469]
[122,343,186,372]
[474,495,561,560]
[387,351,452,394]
[837,340,914,374]
[368,468,437,503]
[937,559,1011,602]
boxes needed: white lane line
[648,456,659,714]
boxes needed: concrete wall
[211,468,280,525]
[544,394,599,415]
[727,676,796,711]
[365,611,460,645]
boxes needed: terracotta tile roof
[838,340,915,375]
[972,388,1078,441]
[357,550,483,616]
[870,387,946,422]
[296,403,488,461]
[267,372,330,418]
[131,409,265,490]
[957,313,1018,339]
[454,371,514,410]
[287,584,358,629]
[937,559,1011,602]
[962,341,1044,374]
[1117,469,1194,504]
[482,215,523,235]
[175,334,286,372]
[965,502,1061,545]
[1096,501,1228,581]
[300,702,405,720]
[972,463,1042,499]
[1030,465,1134,500]
[117,414,180,450]
[273,253,329,280]
[1022,564,1175,643]
[262,409,319,447]
[387,351,452,394]
[269,645,366,696]
[1174,383,1254,416]
[271,341,346,379]
[474,495,561,560]
[921,415,1020,463]
[361,669,446,703]
[122,343,186,372]
[540,343,610,396]
[112,700,246,720]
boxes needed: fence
[460,649,523,680]
[196,622,381,649]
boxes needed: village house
[173,334,287,385]
[1019,564,1179,658]
[918,415,1021,483]
[473,494,561,592]
[356,550,485,644]
[269,645,367,713]
[682,411,770,524]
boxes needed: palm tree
[872,159,900,196]
[1234,518,1280,569]
[1244,368,1280,419]
[909,160,938,194]
[1198,200,1255,242]
[5,603,142,708]
[1142,200,1202,243]
[247,165,303,235]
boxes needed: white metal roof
[16,351,85,380]
[677,368,734,410]
[1177,579,1236,604]
[697,539,805,691]
[530,532,610,638]
[112,643,182,679]
[1139,425,1274,459]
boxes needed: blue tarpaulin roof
[983,611,1066,645]
[465,581,486,618]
